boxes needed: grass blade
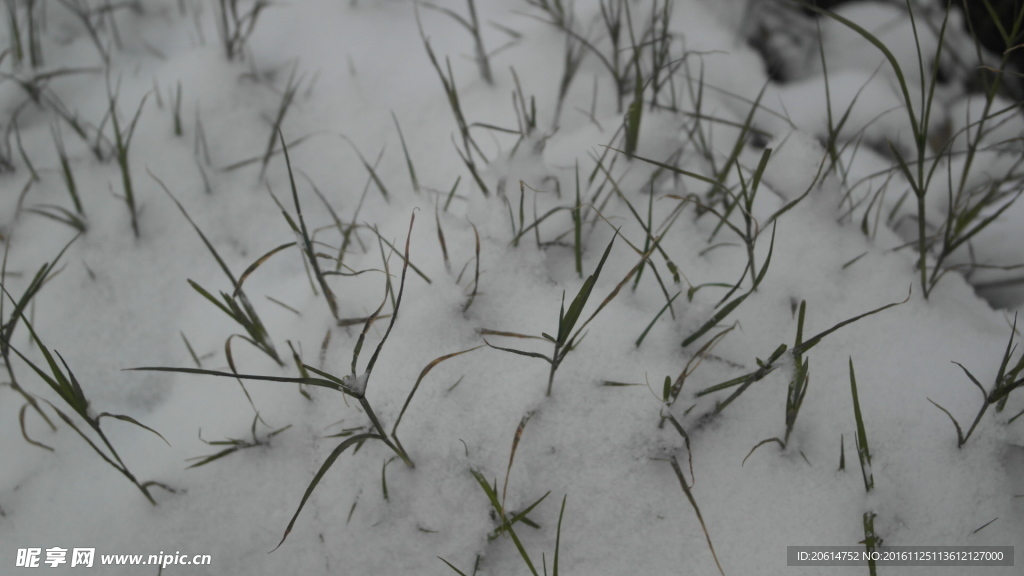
[849,358,873,493]
[272,432,383,551]
[669,455,725,576]
[557,233,615,344]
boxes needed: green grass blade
[6,341,77,411]
[695,370,757,397]
[553,494,566,576]
[0,234,77,347]
[279,131,340,318]
[606,146,721,189]
[2,310,84,415]
[927,398,966,446]
[127,366,348,394]
[272,432,383,551]
[795,288,910,355]
[151,171,238,286]
[558,234,615,344]
[636,291,682,348]
[751,223,776,288]
[96,413,170,446]
[483,340,553,363]
[669,455,725,576]
[682,293,748,348]
[952,361,986,397]
[187,280,235,319]
[392,111,420,193]
[438,557,470,576]
[234,242,297,297]
[742,437,786,466]
[364,213,416,376]
[186,446,241,469]
[624,73,643,155]
[392,346,483,438]
[573,161,582,278]
[849,358,873,492]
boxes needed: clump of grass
[528,0,679,120]
[611,134,819,351]
[6,0,43,68]
[417,5,490,196]
[107,82,149,238]
[677,77,774,210]
[150,171,290,366]
[589,153,687,307]
[449,473,564,576]
[422,0,493,85]
[216,0,270,61]
[506,180,572,248]
[523,0,567,28]
[928,2,1024,296]
[57,0,121,64]
[0,238,77,450]
[1,306,170,505]
[133,214,485,548]
[467,66,539,158]
[812,26,881,191]
[646,0,681,109]
[269,131,340,321]
[928,313,1024,448]
[622,2,644,156]
[494,214,675,397]
[673,149,778,348]
[805,0,1024,299]
[0,65,96,109]
[684,291,908,416]
[25,204,87,234]
[742,300,811,465]
[483,233,619,397]
[443,414,566,576]
[528,0,629,111]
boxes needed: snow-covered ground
[1,0,1022,574]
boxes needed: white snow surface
[1,0,1023,574]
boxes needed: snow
[1,0,1023,574]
